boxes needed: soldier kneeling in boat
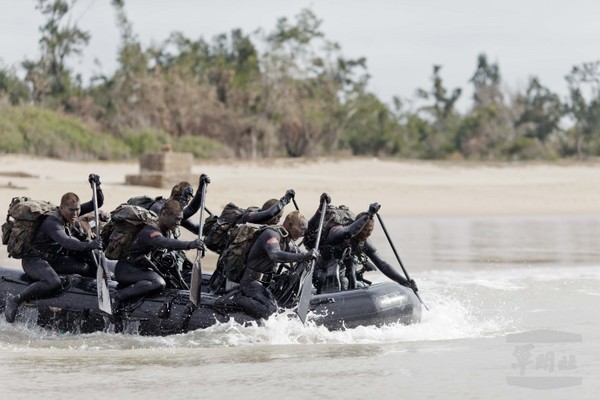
[206,189,297,294]
[305,194,418,294]
[112,199,204,315]
[4,174,104,323]
[215,211,319,320]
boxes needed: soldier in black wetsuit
[231,211,318,319]
[147,176,210,286]
[207,189,297,293]
[149,174,210,235]
[4,174,104,323]
[307,194,418,293]
[113,199,204,312]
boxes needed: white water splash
[3,265,598,351]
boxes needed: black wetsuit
[17,189,104,303]
[308,211,409,292]
[234,228,312,319]
[237,200,285,224]
[114,224,198,302]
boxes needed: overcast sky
[1,0,599,110]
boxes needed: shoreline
[1,154,599,266]
[1,154,599,217]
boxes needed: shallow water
[1,216,599,399]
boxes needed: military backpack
[101,204,158,260]
[220,223,287,283]
[303,204,355,249]
[202,202,260,254]
[1,197,57,259]
[126,195,164,210]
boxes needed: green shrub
[502,136,553,160]
[0,105,129,159]
[173,135,233,159]
[121,129,171,156]
[0,113,25,152]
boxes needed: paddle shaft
[91,182,101,237]
[297,200,328,323]
[189,181,208,306]
[197,185,207,239]
[375,212,429,311]
[313,202,327,250]
[91,181,112,314]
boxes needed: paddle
[296,200,328,323]
[91,181,112,314]
[376,212,429,311]
[189,179,208,306]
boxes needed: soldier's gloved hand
[367,202,381,218]
[88,173,101,188]
[199,174,211,185]
[189,238,205,251]
[86,237,103,251]
[320,192,331,206]
[407,279,418,292]
[306,248,320,261]
[280,189,295,205]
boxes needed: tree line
[1,0,599,161]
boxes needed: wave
[0,295,515,350]
[1,265,597,350]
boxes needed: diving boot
[4,294,20,323]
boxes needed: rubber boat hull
[0,266,421,335]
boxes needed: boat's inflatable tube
[0,266,421,335]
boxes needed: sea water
[0,216,599,399]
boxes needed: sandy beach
[1,154,599,267]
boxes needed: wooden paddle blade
[189,254,202,306]
[95,252,112,314]
[296,265,314,323]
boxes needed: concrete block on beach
[125,146,194,188]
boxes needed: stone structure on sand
[125,146,194,188]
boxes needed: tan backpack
[1,197,57,258]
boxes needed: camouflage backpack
[220,223,287,283]
[126,195,164,210]
[202,202,260,254]
[101,204,158,260]
[1,197,57,258]
[303,204,356,249]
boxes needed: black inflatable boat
[0,266,421,335]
